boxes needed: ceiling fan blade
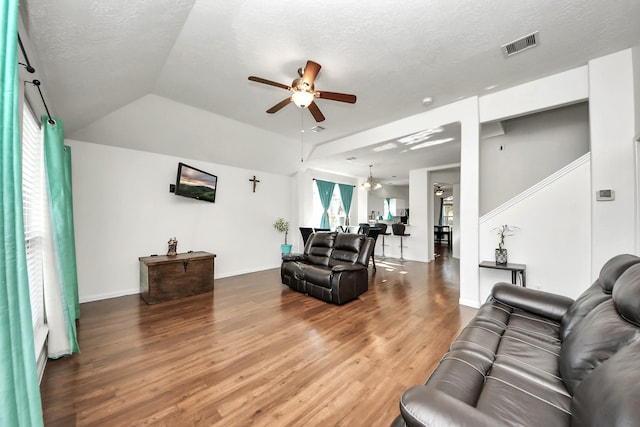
[301,60,321,87]
[316,91,357,104]
[308,101,326,122]
[248,76,291,91]
[266,97,293,114]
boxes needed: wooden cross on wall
[249,175,260,193]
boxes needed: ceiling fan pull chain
[300,110,304,163]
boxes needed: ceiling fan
[248,60,356,122]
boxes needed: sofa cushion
[305,232,336,266]
[560,254,640,339]
[302,264,333,288]
[612,263,640,326]
[477,363,572,426]
[425,350,492,406]
[328,233,364,267]
[570,340,640,427]
[559,299,640,395]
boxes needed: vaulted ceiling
[20,0,640,182]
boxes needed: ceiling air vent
[502,31,539,57]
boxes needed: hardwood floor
[40,250,476,426]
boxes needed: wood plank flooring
[40,250,476,426]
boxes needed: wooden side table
[139,251,215,304]
[479,261,526,287]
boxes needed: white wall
[589,49,638,278]
[367,185,409,221]
[67,139,292,302]
[69,94,301,177]
[479,155,591,300]
[479,102,590,215]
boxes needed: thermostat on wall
[596,189,615,201]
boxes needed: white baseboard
[459,297,481,309]
[79,288,139,303]
[79,264,282,303]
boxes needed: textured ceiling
[20,0,640,180]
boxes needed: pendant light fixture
[361,165,382,191]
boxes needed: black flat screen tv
[175,162,217,203]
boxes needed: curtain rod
[18,32,55,125]
[17,33,35,73]
[312,178,356,188]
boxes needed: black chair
[313,228,330,233]
[392,223,410,261]
[375,223,390,258]
[366,227,381,270]
[357,223,370,235]
[299,227,314,246]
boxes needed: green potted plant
[492,224,519,264]
[274,217,292,255]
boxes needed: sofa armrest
[398,386,499,427]
[491,282,574,322]
[282,253,305,262]
[331,264,367,273]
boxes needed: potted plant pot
[495,248,508,265]
[274,217,291,256]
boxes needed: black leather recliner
[391,254,640,426]
[280,231,374,305]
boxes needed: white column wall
[589,49,638,278]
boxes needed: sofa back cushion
[612,263,640,326]
[570,340,640,426]
[328,233,366,267]
[560,254,640,340]
[305,232,337,267]
[559,264,640,395]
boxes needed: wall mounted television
[175,162,217,203]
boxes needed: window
[312,184,346,229]
[21,102,47,363]
[443,196,454,226]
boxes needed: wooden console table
[139,251,215,304]
[479,261,526,287]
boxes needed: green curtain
[0,1,45,425]
[438,197,444,226]
[315,179,335,229]
[338,184,353,226]
[43,117,80,355]
[385,198,393,220]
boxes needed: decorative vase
[495,248,508,265]
[281,244,292,255]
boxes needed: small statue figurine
[167,237,178,256]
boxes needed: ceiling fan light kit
[248,60,357,122]
[292,90,314,108]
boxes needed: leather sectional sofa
[391,254,640,426]
[280,231,373,305]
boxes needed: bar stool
[375,223,390,258]
[392,223,410,261]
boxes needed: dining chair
[366,227,381,271]
[299,227,314,246]
[375,223,390,258]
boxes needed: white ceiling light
[435,187,444,196]
[292,90,315,108]
[361,165,382,191]
[410,137,455,150]
[373,142,398,152]
[397,127,444,145]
